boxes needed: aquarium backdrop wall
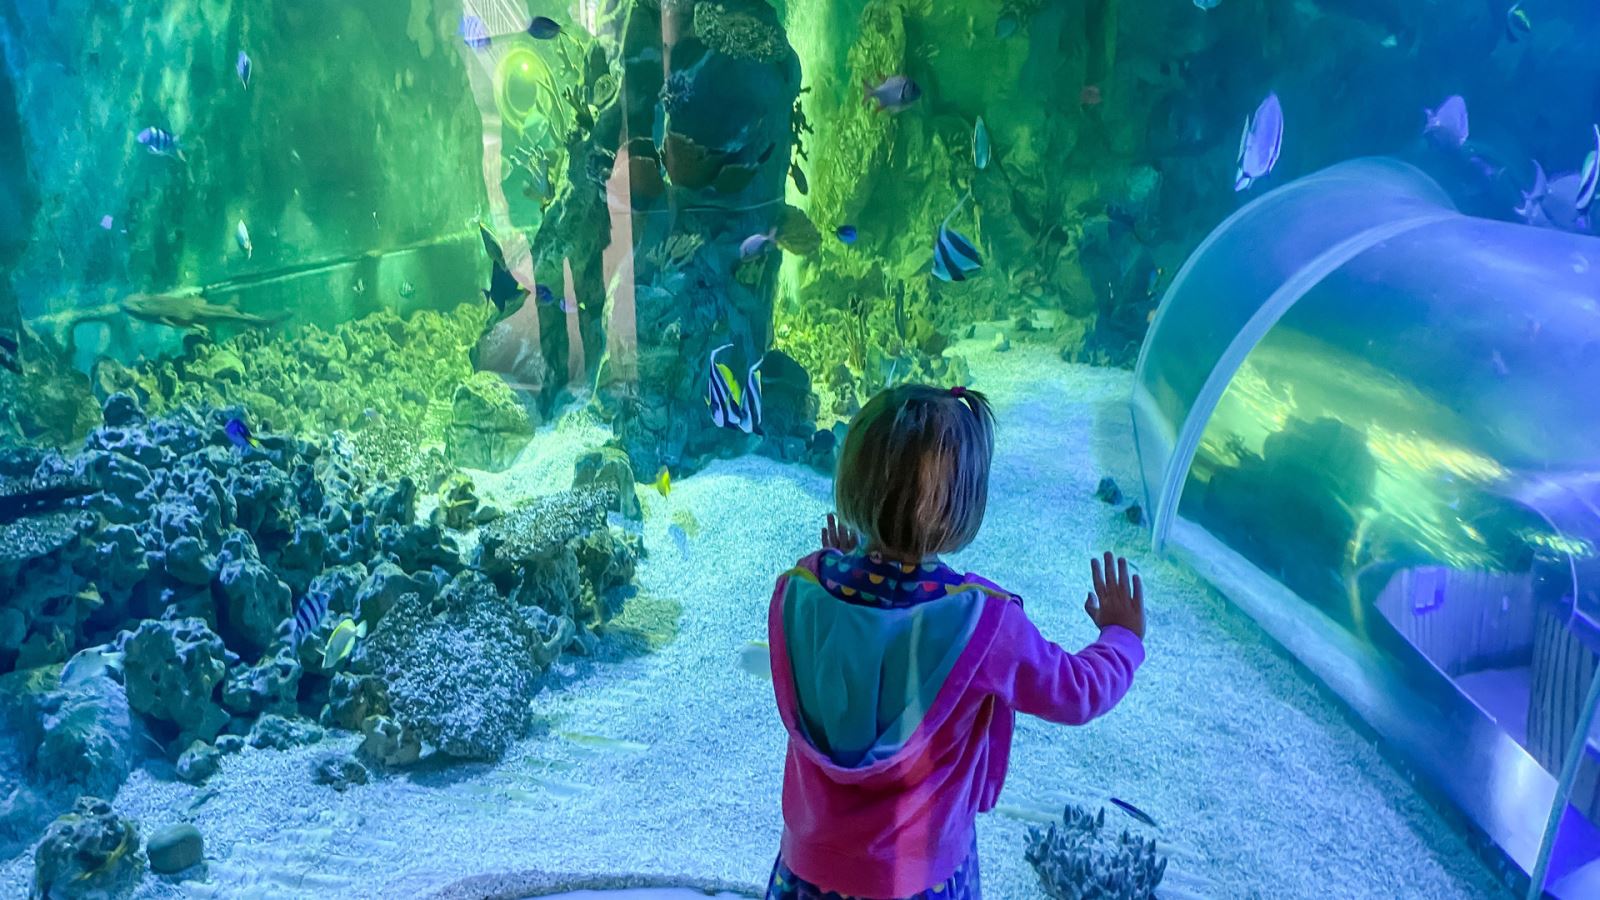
[2,0,1599,897]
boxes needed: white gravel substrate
[0,344,1510,899]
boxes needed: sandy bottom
[0,344,1510,899]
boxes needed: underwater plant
[1024,803,1167,900]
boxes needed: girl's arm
[975,552,1146,725]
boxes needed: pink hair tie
[951,386,966,397]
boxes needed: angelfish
[1576,124,1599,225]
[932,192,983,282]
[1234,92,1283,192]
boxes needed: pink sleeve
[975,600,1145,725]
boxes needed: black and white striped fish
[932,192,983,283]
[0,330,20,374]
[291,590,331,644]
[706,343,763,434]
[137,126,185,161]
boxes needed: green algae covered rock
[445,372,535,472]
[121,618,229,748]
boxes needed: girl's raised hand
[821,513,859,553]
[1084,551,1145,639]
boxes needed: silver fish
[1424,95,1469,149]
[60,645,125,687]
[235,220,252,258]
[739,230,775,259]
[1234,92,1283,192]
[973,116,991,170]
[236,50,252,88]
[863,75,921,114]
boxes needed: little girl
[764,383,1146,900]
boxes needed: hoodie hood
[772,551,1001,775]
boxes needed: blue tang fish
[459,14,491,50]
[1234,92,1283,191]
[835,225,858,245]
[527,16,562,40]
[224,417,261,450]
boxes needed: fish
[737,640,771,679]
[99,215,114,230]
[1080,85,1102,107]
[321,616,367,669]
[1234,92,1283,192]
[223,417,262,451]
[1490,350,1510,378]
[653,466,671,498]
[1505,2,1532,42]
[0,483,98,524]
[0,330,19,374]
[535,284,557,306]
[459,14,491,50]
[1109,797,1157,827]
[235,220,252,258]
[291,590,331,645]
[932,192,983,282]
[705,343,763,433]
[557,731,648,753]
[789,162,809,195]
[1379,33,1399,49]
[836,224,858,245]
[236,50,252,88]
[667,522,689,558]
[399,280,416,299]
[527,16,562,40]
[739,230,776,259]
[863,75,922,114]
[478,221,529,312]
[973,116,991,170]
[60,645,125,687]
[1194,0,1221,8]
[119,292,286,332]
[136,126,185,162]
[1424,95,1469,149]
[1145,265,1165,297]
[1515,160,1549,220]
[1577,124,1600,221]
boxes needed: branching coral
[693,2,787,63]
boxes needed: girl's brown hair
[834,383,995,560]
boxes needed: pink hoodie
[767,551,1145,898]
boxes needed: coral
[30,797,144,900]
[121,618,229,747]
[444,372,536,472]
[693,1,786,63]
[1024,804,1167,900]
[319,672,389,730]
[364,576,548,761]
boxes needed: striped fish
[136,126,184,161]
[291,590,331,645]
[932,192,983,282]
[1577,124,1599,220]
[705,343,763,433]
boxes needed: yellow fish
[321,616,367,669]
[653,466,671,498]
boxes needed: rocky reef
[0,389,638,858]
[1024,804,1167,900]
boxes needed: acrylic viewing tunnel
[1132,156,1600,898]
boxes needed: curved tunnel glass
[1134,157,1600,897]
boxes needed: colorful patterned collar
[816,550,969,609]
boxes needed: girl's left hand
[822,513,859,552]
